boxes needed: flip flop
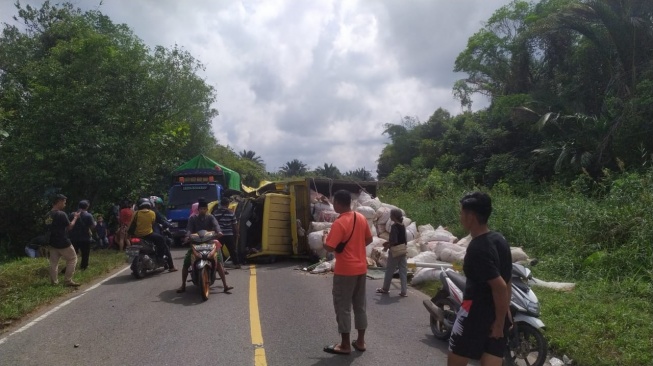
[176,287,186,293]
[376,288,389,294]
[323,344,350,355]
[224,286,234,293]
[399,293,408,297]
[351,341,366,352]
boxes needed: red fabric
[119,208,133,225]
[325,211,372,276]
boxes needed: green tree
[279,159,308,177]
[0,2,217,254]
[344,168,374,181]
[314,163,342,179]
[239,150,264,166]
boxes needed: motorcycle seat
[447,271,467,292]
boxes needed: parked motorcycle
[125,237,169,278]
[187,230,219,301]
[423,260,548,366]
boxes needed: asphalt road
[0,248,451,365]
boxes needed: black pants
[72,240,91,270]
[221,235,241,265]
[142,233,174,269]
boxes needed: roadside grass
[0,250,126,329]
[382,176,653,366]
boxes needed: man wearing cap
[45,194,81,286]
[177,199,233,293]
[70,200,96,270]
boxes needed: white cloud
[0,0,512,176]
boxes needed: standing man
[448,192,512,366]
[45,194,81,287]
[322,190,373,355]
[212,197,241,269]
[70,200,96,270]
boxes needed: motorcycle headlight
[193,243,214,251]
[527,301,540,316]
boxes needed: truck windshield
[168,184,218,206]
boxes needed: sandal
[224,286,234,293]
[351,341,366,352]
[376,288,389,294]
[399,293,408,297]
[176,287,186,293]
[323,344,350,355]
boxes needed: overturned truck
[236,178,378,262]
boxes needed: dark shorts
[448,301,508,359]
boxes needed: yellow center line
[249,265,267,366]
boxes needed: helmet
[137,197,152,209]
[150,196,164,206]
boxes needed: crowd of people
[38,194,241,294]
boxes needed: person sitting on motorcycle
[176,198,233,293]
[149,196,172,244]
[132,198,177,272]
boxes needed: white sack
[406,222,418,239]
[361,198,382,211]
[456,235,472,248]
[375,207,392,225]
[308,231,327,258]
[408,250,440,265]
[366,257,376,267]
[366,237,387,257]
[377,250,389,268]
[310,261,331,274]
[411,268,441,285]
[434,225,457,242]
[356,206,376,219]
[376,223,386,235]
[309,222,332,233]
[406,240,420,258]
[380,203,405,216]
[511,247,529,262]
[379,232,390,241]
[418,224,435,233]
[439,248,466,263]
[357,191,372,203]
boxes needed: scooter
[423,260,548,366]
[188,230,219,301]
[126,237,169,278]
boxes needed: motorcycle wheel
[430,297,456,340]
[131,256,146,279]
[200,267,210,301]
[505,323,548,366]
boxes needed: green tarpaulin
[172,155,241,191]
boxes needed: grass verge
[0,250,126,329]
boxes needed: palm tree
[239,150,264,165]
[314,163,342,179]
[344,168,374,181]
[279,159,308,177]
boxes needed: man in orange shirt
[322,190,373,355]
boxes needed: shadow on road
[101,269,167,286]
[308,351,363,366]
[157,286,233,306]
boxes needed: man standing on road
[212,197,241,269]
[322,190,373,355]
[70,200,96,270]
[448,192,512,366]
[45,194,81,287]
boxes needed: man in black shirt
[70,200,96,270]
[45,194,81,287]
[448,192,512,366]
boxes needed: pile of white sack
[305,190,532,281]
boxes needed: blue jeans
[382,251,408,294]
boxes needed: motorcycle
[125,237,169,278]
[423,260,548,366]
[187,230,219,301]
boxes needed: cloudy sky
[1,0,512,175]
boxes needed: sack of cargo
[408,250,439,265]
[439,248,466,263]
[308,231,327,258]
[418,224,435,233]
[375,207,391,225]
[456,235,472,248]
[356,206,376,219]
[361,198,382,211]
[511,247,529,262]
[411,268,441,285]
[434,225,457,242]
[309,222,332,233]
